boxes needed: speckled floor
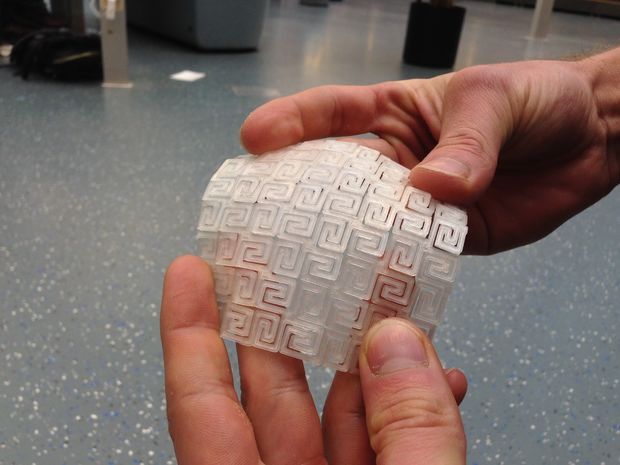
[1,1,619,464]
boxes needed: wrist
[579,47,620,186]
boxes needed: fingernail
[365,320,428,375]
[419,157,470,179]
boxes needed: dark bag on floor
[10,29,103,80]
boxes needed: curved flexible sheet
[197,140,468,372]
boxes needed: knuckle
[166,388,249,445]
[371,81,417,121]
[241,370,310,409]
[369,387,458,452]
[451,64,512,94]
[165,387,203,438]
[431,133,496,178]
[165,390,193,443]
[371,82,395,111]
[369,388,444,434]
[165,378,237,437]
[439,127,495,166]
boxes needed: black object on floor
[403,2,466,68]
[10,29,102,80]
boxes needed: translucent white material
[197,140,468,372]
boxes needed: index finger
[240,84,388,154]
[161,256,261,465]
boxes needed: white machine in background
[127,0,270,51]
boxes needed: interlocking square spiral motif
[198,140,468,372]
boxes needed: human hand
[240,50,620,254]
[161,256,468,465]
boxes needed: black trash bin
[403,2,465,68]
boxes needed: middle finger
[238,345,327,465]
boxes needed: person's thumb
[410,67,514,204]
[359,318,466,465]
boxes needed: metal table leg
[530,0,555,38]
[100,0,132,88]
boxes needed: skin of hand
[240,50,620,254]
[161,256,468,465]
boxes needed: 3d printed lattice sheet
[197,140,468,372]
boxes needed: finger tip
[445,368,468,405]
[239,114,265,154]
[409,165,478,205]
[161,256,219,330]
[240,105,304,154]
[166,255,210,282]
[163,255,215,304]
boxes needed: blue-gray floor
[1,1,619,464]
